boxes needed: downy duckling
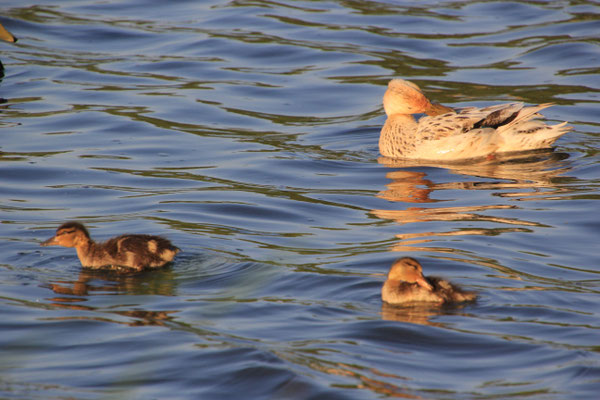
[41,222,179,271]
[382,257,476,305]
[379,79,571,161]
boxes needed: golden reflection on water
[276,350,418,399]
[316,363,418,399]
[372,152,572,254]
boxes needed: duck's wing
[416,103,525,140]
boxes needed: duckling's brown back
[106,234,179,269]
[428,277,477,303]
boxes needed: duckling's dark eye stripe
[57,229,76,235]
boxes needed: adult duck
[0,21,17,74]
[382,257,476,305]
[42,222,179,271]
[379,79,571,161]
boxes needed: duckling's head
[383,79,432,116]
[387,257,433,291]
[42,222,91,248]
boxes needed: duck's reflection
[379,151,571,198]
[373,151,572,253]
[376,170,436,204]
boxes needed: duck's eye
[57,229,75,236]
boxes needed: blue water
[1,1,599,399]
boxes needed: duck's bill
[425,102,454,116]
[0,24,17,43]
[41,236,58,246]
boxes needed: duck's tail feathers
[495,103,570,150]
[501,120,571,151]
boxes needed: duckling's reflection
[381,302,458,327]
[49,267,177,297]
[47,268,178,326]
[373,151,572,253]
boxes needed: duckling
[382,257,476,305]
[41,222,180,271]
[379,79,571,161]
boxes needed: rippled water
[1,1,599,399]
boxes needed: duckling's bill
[41,235,59,246]
[415,276,433,291]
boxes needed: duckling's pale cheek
[56,236,77,247]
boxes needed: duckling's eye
[57,229,75,236]
[407,262,419,270]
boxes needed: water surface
[1,1,599,399]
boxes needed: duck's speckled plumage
[379,79,571,161]
[42,222,179,271]
[382,257,476,305]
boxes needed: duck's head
[387,257,433,291]
[383,79,432,116]
[42,222,91,248]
